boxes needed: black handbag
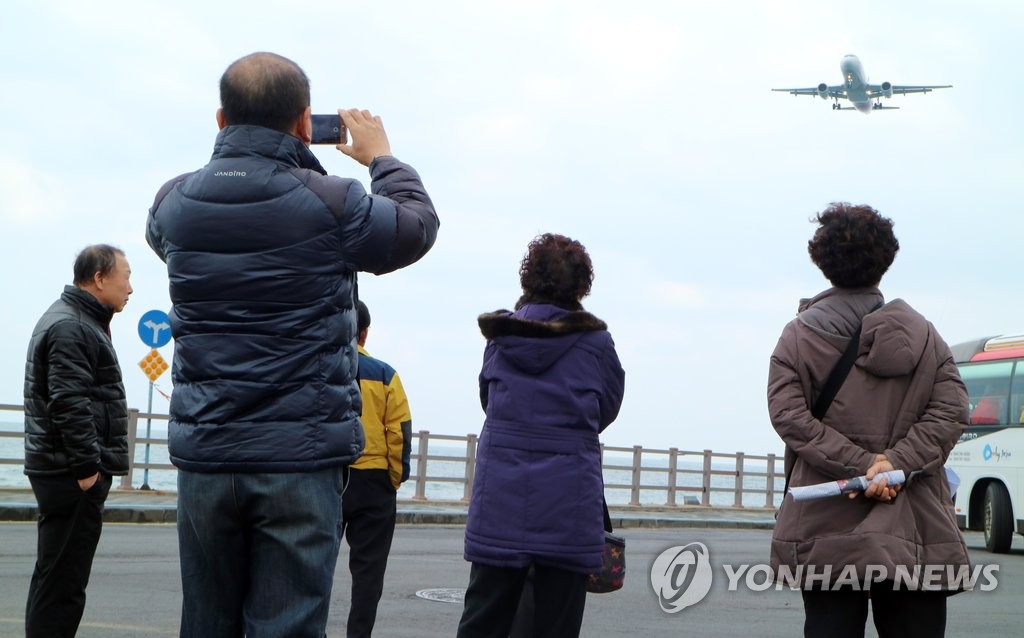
[585,498,625,593]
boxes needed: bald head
[219,52,310,132]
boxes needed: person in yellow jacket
[342,300,412,637]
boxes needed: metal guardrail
[1,404,172,491]
[1,404,785,508]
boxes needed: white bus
[948,333,1024,553]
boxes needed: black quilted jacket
[23,286,129,478]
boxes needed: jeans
[177,467,345,638]
[26,473,112,638]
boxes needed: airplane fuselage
[839,55,874,113]
[772,55,950,113]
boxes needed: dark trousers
[341,469,397,638]
[457,562,587,638]
[802,585,948,638]
[26,473,112,638]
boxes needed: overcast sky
[2,1,1021,456]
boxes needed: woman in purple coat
[456,234,626,638]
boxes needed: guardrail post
[667,447,679,506]
[630,445,642,506]
[412,430,429,500]
[120,408,139,490]
[765,453,777,508]
[702,449,712,506]
[463,433,477,502]
[734,452,745,508]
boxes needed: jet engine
[817,83,829,99]
[880,81,893,98]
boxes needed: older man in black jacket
[23,244,132,638]
[146,52,439,637]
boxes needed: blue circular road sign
[138,310,172,348]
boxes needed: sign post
[137,310,172,490]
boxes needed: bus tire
[984,482,1013,553]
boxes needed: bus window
[959,361,1013,425]
[1012,362,1024,424]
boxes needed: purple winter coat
[464,303,625,574]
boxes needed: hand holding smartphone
[311,114,347,145]
[321,108,393,167]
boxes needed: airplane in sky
[772,54,951,113]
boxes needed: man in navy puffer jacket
[146,51,438,638]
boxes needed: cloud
[570,16,684,90]
[456,111,537,154]
[0,157,64,224]
[649,280,706,309]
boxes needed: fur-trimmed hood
[478,307,608,340]
[478,303,609,375]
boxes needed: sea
[0,420,784,508]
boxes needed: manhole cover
[415,588,466,604]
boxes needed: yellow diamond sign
[138,349,169,382]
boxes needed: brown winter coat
[768,287,970,590]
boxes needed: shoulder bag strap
[783,321,865,494]
[811,322,865,421]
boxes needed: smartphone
[311,114,347,145]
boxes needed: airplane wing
[771,86,845,98]
[866,84,952,98]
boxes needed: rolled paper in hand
[788,470,906,502]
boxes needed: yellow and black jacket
[353,345,412,489]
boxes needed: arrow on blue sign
[138,310,172,348]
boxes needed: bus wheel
[984,482,1014,553]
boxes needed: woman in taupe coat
[768,203,970,638]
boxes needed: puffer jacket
[146,125,438,473]
[352,345,412,490]
[768,287,970,590]
[465,303,626,574]
[24,285,129,478]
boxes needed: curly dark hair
[808,202,899,288]
[517,233,594,309]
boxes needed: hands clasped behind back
[851,453,901,502]
[336,108,393,166]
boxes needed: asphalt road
[0,524,1020,637]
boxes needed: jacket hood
[859,299,929,377]
[212,125,327,175]
[478,303,607,375]
[797,287,883,341]
[798,287,927,378]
